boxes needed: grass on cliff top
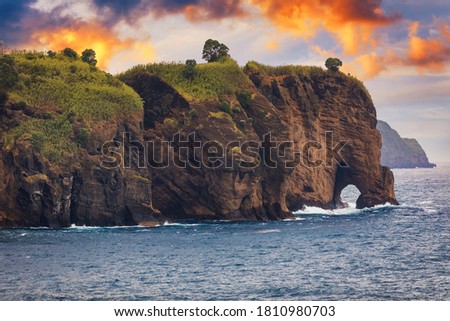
[8,51,143,121]
[117,58,253,101]
[244,60,372,101]
[243,60,325,77]
[4,51,144,163]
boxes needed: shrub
[62,48,78,59]
[182,59,197,80]
[188,109,198,118]
[66,110,76,123]
[47,50,56,58]
[42,111,52,120]
[236,91,252,109]
[81,49,97,66]
[219,101,231,114]
[325,57,343,72]
[76,128,90,148]
[232,106,241,113]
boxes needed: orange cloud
[265,40,279,51]
[26,22,155,70]
[353,52,388,78]
[250,0,400,55]
[406,21,450,73]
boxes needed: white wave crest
[294,202,395,216]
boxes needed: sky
[1,0,449,162]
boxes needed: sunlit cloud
[406,21,450,73]
[249,0,400,54]
[25,21,153,70]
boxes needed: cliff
[0,55,398,227]
[377,120,436,168]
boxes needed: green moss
[163,118,178,126]
[219,101,232,114]
[118,58,252,101]
[236,90,252,109]
[208,111,232,120]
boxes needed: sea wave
[293,203,397,216]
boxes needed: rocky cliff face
[377,120,436,169]
[0,68,398,227]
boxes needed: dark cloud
[0,0,35,44]
[92,0,246,25]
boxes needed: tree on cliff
[62,48,78,59]
[182,59,197,80]
[325,58,343,72]
[81,49,97,66]
[202,39,229,63]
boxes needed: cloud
[91,0,247,24]
[25,21,155,70]
[250,0,401,54]
[0,0,248,71]
[405,21,450,73]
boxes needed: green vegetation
[62,48,78,59]
[219,101,232,114]
[7,116,75,163]
[182,59,197,80]
[0,55,19,95]
[325,57,343,72]
[202,39,230,63]
[8,51,143,120]
[163,118,178,126]
[243,60,324,77]
[244,60,371,102]
[42,111,52,120]
[236,90,252,109]
[188,109,198,118]
[81,49,97,67]
[3,50,143,163]
[208,111,232,120]
[118,58,252,101]
[76,128,90,148]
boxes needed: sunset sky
[1,0,449,161]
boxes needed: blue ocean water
[0,165,449,300]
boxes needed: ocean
[0,165,449,300]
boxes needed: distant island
[377,120,436,169]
